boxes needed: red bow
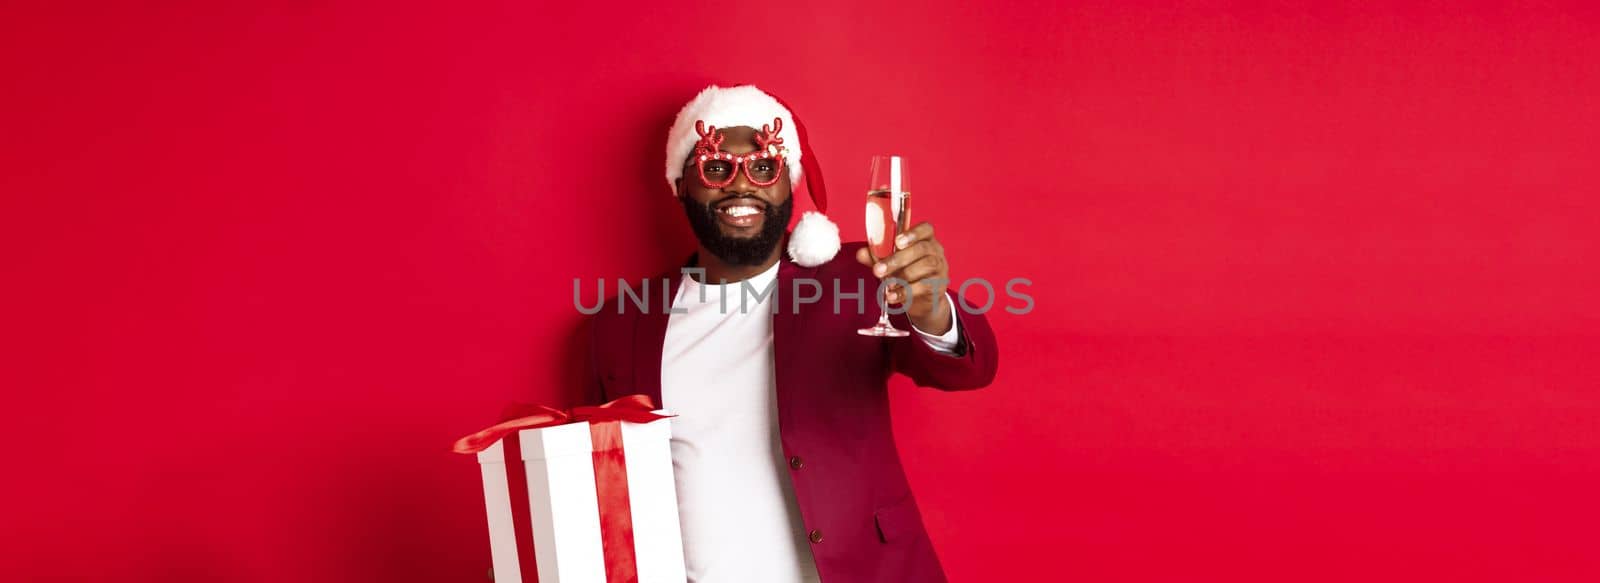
[452,394,671,455]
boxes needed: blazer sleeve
[887,291,1000,391]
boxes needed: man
[584,85,999,582]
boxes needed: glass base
[857,323,911,337]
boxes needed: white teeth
[722,206,760,217]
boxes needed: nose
[724,161,758,194]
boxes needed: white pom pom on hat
[665,85,840,267]
[787,211,841,267]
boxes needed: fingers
[884,281,941,304]
[879,246,947,304]
[885,286,907,304]
[894,222,935,250]
[894,253,944,284]
[868,221,949,316]
[873,240,943,279]
[855,245,874,267]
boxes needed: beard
[681,194,794,267]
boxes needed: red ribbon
[589,419,638,582]
[452,394,670,455]
[456,395,671,583]
[500,430,540,580]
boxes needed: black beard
[681,195,794,267]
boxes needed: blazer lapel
[631,263,685,409]
[773,259,814,418]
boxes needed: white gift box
[475,413,685,583]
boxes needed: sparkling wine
[857,154,913,337]
[864,189,910,260]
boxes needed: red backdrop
[4,1,1597,581]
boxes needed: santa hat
[665,85,840,267]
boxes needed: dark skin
[676,126,954,335]
[676,126,792,284]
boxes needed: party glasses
[688,118,788,189]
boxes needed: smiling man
[584,85,999,583]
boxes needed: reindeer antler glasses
[688,118,788,189]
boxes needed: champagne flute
[858,155,912,337]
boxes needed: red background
[4,1,1598,581]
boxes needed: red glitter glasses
[689,118,788,189]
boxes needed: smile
[713,199,767,229]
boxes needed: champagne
[857,154,913,337]
[864,189,911,261]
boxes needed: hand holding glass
[858,155,912,337]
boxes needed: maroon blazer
[584,242,1000,583]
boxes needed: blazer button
[808,529,824,544]
[789,456,804,470]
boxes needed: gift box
[456,395,686,583]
